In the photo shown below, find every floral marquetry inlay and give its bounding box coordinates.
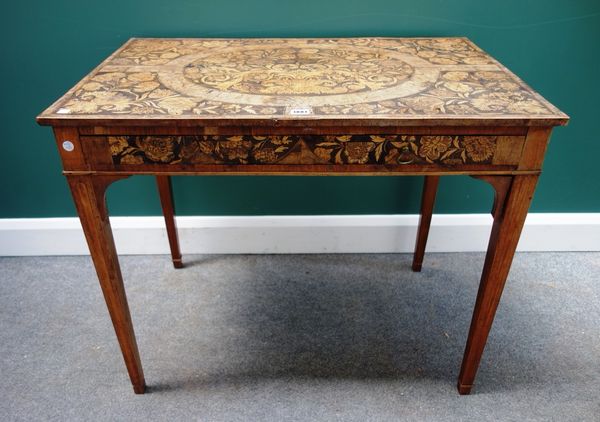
[183,47,414,96]
[38,37,568,124]
[108,135,508,166]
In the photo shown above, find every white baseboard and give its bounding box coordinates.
[0,214,598,256]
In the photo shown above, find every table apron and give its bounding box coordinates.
[71,134,527,175]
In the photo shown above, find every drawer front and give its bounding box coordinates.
[81,134,525,172]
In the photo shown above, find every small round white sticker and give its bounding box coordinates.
[62,141,75,152]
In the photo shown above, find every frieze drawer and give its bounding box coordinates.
[80,134,525,171]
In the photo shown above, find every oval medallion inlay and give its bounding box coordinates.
[182,47,414,96]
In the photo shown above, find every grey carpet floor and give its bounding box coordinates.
[0,253,599,421]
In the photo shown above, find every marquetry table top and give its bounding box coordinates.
[37,37,568,127]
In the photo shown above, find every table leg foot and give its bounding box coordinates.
[172,258,184,269]
[133,382,147,394]
[411,262,422,272]
[457,381,473,395]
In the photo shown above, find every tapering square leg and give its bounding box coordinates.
[458,175,538,394]
[412,175,440,272]
[67,175,146,394]
[156,176,183,268]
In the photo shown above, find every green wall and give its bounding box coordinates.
[1,1,598,217]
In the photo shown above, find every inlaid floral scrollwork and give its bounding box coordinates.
[51,38,556,119]
[109,135,499,166]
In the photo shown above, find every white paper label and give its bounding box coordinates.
[288,107,312,115]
